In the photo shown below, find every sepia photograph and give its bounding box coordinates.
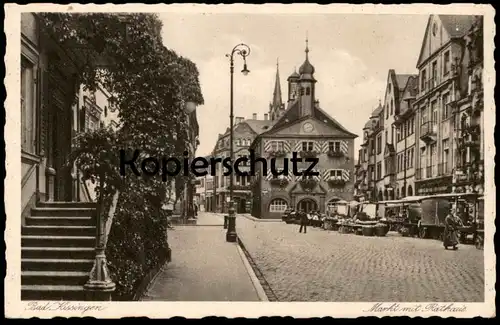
[5,3,495,318]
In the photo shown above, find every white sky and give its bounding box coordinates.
[160,13,428,156]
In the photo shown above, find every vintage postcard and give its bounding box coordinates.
[4,3,496,318]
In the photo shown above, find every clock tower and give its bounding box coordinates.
[298,37,316,118]
[287,67,300,106]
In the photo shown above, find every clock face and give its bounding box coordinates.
[303,122,314,133]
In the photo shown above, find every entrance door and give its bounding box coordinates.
[238,198,247,213]
[48,65,75,202]
[297,199,318,213]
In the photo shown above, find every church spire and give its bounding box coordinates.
[272,57,283,108]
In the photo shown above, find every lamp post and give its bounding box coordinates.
[225,43,251,242]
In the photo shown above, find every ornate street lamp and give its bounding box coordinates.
[225,43,251,242]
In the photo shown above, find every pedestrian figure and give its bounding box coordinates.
[299,209,308,234]
[443,208,461,250]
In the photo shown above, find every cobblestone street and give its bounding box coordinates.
[234,215,484,302]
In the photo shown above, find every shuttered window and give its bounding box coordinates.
[21,58,36,154]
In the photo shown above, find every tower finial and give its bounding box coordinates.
[305,32,309,55]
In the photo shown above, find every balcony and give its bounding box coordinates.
[420,121,437,144]
[368,155,375,165]
[327,178,346,188]
[299,150,319,159]
[229,184,251,191]
[327,150,345,158]
[416,166,438,180]
[300,178,317,190]
[269,178,289,188]
[268,150,287,158]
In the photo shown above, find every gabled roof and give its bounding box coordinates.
[416,15,476,68]
[370,103,383,118]
[257,99,357,138]
[395,74,414,92]
[244,119,273,135]
[439,15,476,38]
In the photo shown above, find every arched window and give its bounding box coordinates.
[269,198,288,213]
[306,87,311,95]
[401,186,406,198]
[300,87,305,96]
[407,185,413,196]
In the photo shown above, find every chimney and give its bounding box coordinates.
[264,113,268,121]
[235,117,244,124]
[252,113,257,120]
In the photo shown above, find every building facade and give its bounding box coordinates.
[413,15,479,196]
[354,14,484,202]
[209,113,271,213]
[451,16,484,195]
[251,41,358,219]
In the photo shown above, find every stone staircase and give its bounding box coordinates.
[21,201,97,300]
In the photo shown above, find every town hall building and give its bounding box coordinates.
[250,40,358,219]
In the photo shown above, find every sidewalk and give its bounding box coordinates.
[140,214,261,301]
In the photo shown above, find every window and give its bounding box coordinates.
[306,87,311,96]
[410,117,415,135]
[386,105,389,119]
[442,93,450,119]
[430,144,437,176]
[269,199,288,213]
[431,101,438,125]
[302,141,314,152]
[421,69,427,91]
[21,59,36,154]
[443,51,450,75]
[431,61,438,86]
[376,135,382,154]
[329,169,342,180]
[385,130,388,144]
[408,147,414,168]
[235,139,241,146]
[390,100,393,115]
[421,106,428,125]
[442,140,449,174]
[328,141,340,152]
[376,162,382,180]
[420,147,426,177]
[236,175,247,186]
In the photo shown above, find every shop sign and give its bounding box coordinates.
[415,177,452,195]
[328,187,353,193]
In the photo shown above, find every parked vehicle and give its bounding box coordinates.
[282,208,296,224]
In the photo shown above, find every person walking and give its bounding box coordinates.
[298,209,308,234]
[443,208,461,250]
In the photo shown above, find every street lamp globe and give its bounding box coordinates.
[241,63,250,76]
[184,101,197,114]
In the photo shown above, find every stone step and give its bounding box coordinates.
[31,207,95,217]
[22,247,95,260]
[39,201,97,209]
[22,235,95,248]
[22,225,96,237]
[26,216,94,227]
[22,271,89,286]
[21,285,86,301]
[21,258,94,272]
